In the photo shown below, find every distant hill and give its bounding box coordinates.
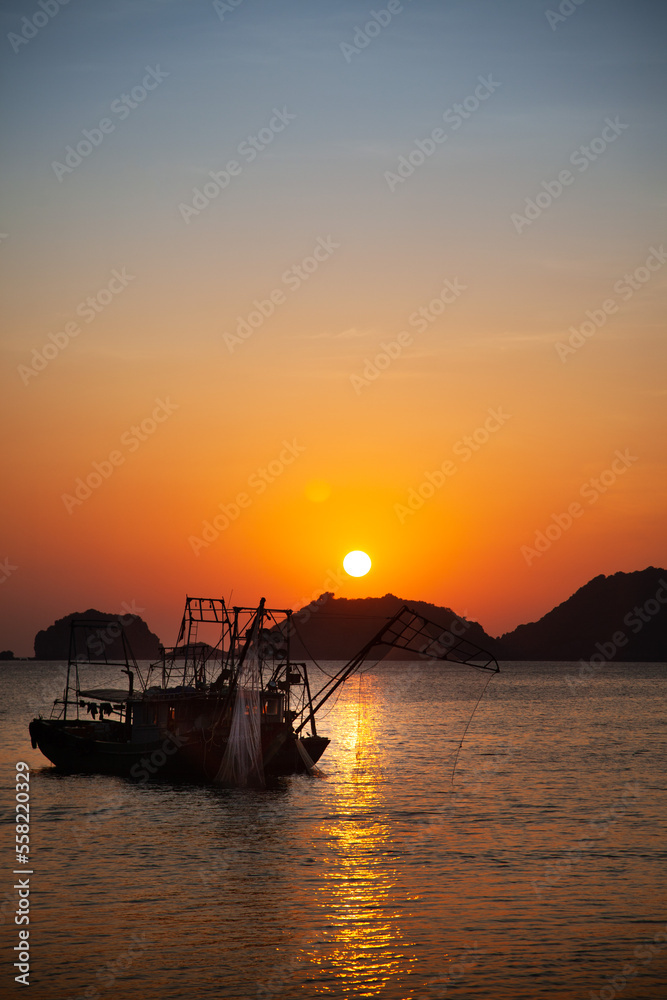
[498,568,667,662]
[34,609,161,661]
[286,593,501,661]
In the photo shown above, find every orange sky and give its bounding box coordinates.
[2,1,666,654]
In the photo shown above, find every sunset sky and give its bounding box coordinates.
[2,0,666,655]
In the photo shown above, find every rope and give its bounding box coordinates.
[449,668,497,784]
[289,619,337,678]
[313,683,344,724]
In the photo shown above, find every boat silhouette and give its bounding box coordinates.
[29,595,499,786]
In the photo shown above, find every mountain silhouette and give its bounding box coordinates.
[285,592,501,661]
[34,609,161,661]
[497,567,666,661]
[285,569,666,662]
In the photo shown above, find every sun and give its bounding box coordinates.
[343,550,372,577]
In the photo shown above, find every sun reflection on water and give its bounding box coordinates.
[309,680,419,997]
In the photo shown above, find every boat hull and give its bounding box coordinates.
[29,718,329,783]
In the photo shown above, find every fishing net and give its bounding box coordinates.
[215,642,265,788]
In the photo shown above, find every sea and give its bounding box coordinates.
[1,659,665,1000]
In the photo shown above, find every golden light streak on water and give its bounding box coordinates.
[309,688,419,996]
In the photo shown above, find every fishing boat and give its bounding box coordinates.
[29,595,499,786]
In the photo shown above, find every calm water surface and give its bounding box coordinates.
[1,661,665,999]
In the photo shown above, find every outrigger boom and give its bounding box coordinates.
[293,604,499,734]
